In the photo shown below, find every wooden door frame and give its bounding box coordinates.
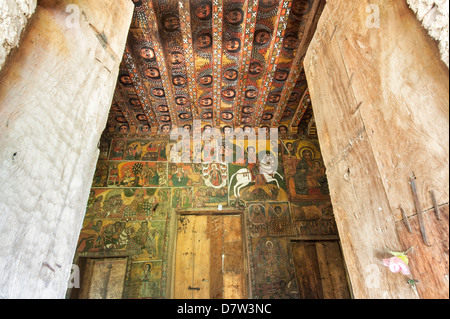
[173,208,248,299]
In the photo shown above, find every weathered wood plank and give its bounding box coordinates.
[0,0,134,299]
[192,215,211,299]
[324,129,417,299]
[79,258,127,299]
[333,0,449,218]
[304,8,365,166]
[292,242,324,299]
[322,242,351,299]
[209,215,224,299]
[223,215,245,299]
[175,214,246,299]
[396,205,449,299]
[174,216,195,299]
[304,0,447,299]
[315,242,335,299]
[78,258,95,299]
[223,273,244,299]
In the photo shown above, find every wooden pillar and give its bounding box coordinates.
[0,0,133,298]
[304,0,449,298]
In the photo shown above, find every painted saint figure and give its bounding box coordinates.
[140,263,153,298]
[292,148,329,195]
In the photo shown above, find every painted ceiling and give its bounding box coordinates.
[107,0,324,135]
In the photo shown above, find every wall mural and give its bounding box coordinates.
[74,131,337,299]
[280,137,330,201]
[72,0,330,299]
[249,236,299,299]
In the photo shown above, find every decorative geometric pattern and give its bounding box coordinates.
[107,0,325,135]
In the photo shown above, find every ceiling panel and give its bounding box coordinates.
[106,0,324,135]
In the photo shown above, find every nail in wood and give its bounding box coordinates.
[409,174,430,246]
[400,206,413,233]
[430,190,442,220]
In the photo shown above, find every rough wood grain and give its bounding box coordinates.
[175,214,245,299]
[209,215,224,299]
[305,7,415,298]
[192,216,210,299]
[315,242,335,299]
[304,0,447,299]
[78,258,127,299]
[223,215,245,299]
[396,205,449,299]
[78,259,95,299]
[317,242,351,299]
[331,0,449,219]
[0,0,134,298]
[292,242,323,299]
[174,216,195,299]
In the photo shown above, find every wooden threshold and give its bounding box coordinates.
[176,209,244,216]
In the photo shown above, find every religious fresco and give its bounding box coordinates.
[266,202,295,236]
[98,137,111,160]
[228,158,288,205]
[248,236,299,299]
[192,186,228,208]
[70,0,332,298]
[76,219,165,260]
[277,68,308,129]
[247,203,269,237]
[108,137,169,161]
[124,261,163,298]
[244,200,338,298]
[296,103,316,135]
[290,201,338,237]
[75,131,337,299]
[168,163,204,187]
[92,161,168,188]
[171,187,194,209]
[280,137,330,201]
[225,136,285,205]
[85,188,170,221]
[258,0,313,127]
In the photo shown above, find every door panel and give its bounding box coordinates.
[174,214,245,299]
[78,258,127,299]
[192,215,210,299]
[209,215,224,299]
[222,215,245,299]
[316,241,351,299]
[292,242,324,299]
[174,215,196,299]
[292,241,351,299]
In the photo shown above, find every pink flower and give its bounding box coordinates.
[383,257,410,275]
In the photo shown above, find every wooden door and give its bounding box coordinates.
[292,241,351,299]
[174,214,246,299]
[78,257,128,299]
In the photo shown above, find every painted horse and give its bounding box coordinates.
[229,154,283,198]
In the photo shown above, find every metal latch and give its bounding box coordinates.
[188,286,200,290]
